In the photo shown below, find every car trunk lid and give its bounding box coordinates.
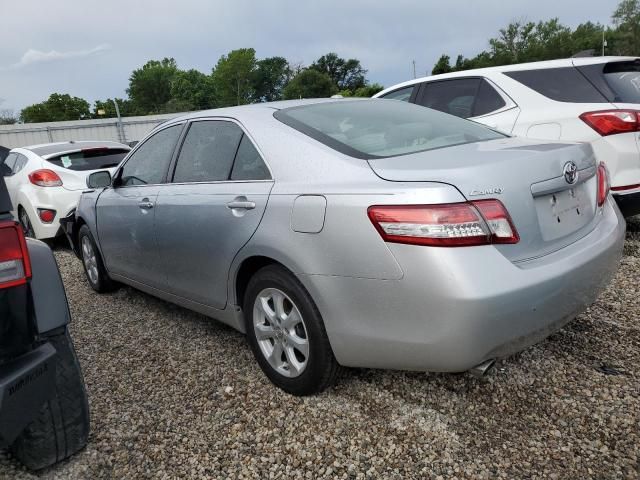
[367,137,600,262]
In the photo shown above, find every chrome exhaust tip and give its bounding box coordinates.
[469,359,496,378]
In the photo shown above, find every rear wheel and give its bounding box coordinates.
[244,265,341,396]
[10,329,90,470]
[18,206,35,238]
[78,225,116,293]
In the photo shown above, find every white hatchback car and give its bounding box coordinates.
[1,141,129,239]
[375,56,640,216]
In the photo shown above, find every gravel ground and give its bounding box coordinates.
[1,222,639,479]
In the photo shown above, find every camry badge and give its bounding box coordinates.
[563,161,578,185]
[469,187,503,196]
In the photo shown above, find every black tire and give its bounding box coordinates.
[10,329,90,470]
[244,265,341,396]
[18,206,35,238]
[78,224,117,293]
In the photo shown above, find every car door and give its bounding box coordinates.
[414,77,520,133]
[154,119,273,309]
[96,123,184,288]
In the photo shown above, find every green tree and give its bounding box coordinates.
[93,98,137,118]
[21,93,90,123]
[0,109,17,125]
[310,53,367,92]
[253,56,291,102]
[338,83,385,97]
[283,69,337,99]
[127,58,179,114]
[432,54,452,75]
[613,0,640,54]
[213,48,257,106]
[170,69,217,110]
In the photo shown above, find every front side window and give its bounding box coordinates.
[173,121,243,183]
[380,86,414,102]
[119,125,182,186]
[504,67,607,103]
[275,100,505,159]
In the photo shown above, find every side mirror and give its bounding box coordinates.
[87,171,112,189]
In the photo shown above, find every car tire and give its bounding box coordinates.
[10,329,90,470]
[244,265,341,396]
[18,206,36,238]
[78,224,116,293]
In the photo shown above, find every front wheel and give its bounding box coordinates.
[78,225,116,293]
[244,265,341,396]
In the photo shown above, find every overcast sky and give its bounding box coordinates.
[0,0,618,113]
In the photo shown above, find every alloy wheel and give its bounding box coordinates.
[81,236,99,285]
[253,288,309,378]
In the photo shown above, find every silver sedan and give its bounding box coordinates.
[65,99,625,395]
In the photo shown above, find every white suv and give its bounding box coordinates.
[375,56,640,216]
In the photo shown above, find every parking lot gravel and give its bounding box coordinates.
[1,220,639,479]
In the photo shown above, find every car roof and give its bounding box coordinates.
[164,98,366,125]
[375,56,640,96]
[19,141,130,158]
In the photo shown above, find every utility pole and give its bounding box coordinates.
[112,99,126,144]
[412,60,416,79]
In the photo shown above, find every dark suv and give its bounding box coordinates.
[0,176,89,469]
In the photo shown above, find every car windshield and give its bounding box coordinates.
[46,148,129,171]
[603,61,640,103]
[274,100,506,159]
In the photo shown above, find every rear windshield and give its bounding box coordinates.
[47,148,129,171]
[602,61,640,103]
[274,100,505,159]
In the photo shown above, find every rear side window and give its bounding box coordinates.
[418,78,480,118]
[2,153,17,176]
[473,80,507,116]
[230,135,270,181]
[120,125,182,186]
[504,67,607,103]
[380,86,414,102]
[47,148,129,171]
[13,154,28,174]
[173,121,243,183]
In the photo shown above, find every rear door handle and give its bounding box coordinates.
[226,200,256,210]
[139,201,154,210]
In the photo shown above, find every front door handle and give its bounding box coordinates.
[226,200,256,210]
[139,201,154,210]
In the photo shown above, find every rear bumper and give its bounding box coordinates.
[17,187,81,240]
[0,342,57,447]
[613,190,640,217]
[301,200,625,372]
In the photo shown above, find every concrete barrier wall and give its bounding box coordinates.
[0,112,193,148]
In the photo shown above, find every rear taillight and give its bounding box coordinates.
[28,169,62,187]
[580,110,640,136]
[367,199,519,247]
[597,162,610,207]
[0,221,31,289]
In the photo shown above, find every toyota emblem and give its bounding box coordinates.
[563,161,578,185]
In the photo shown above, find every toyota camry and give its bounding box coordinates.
[62,99,624,395]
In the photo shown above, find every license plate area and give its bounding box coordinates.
[535,181,595,241]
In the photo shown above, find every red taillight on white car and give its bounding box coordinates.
[367,199,519,247]
[0,221,31,289]
[28,169,62,187]
[580,110,640,136]
[596,162,610,207]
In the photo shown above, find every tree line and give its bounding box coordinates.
[431,0,640,74]
[12,51,383,124]
[4,0,638,124]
